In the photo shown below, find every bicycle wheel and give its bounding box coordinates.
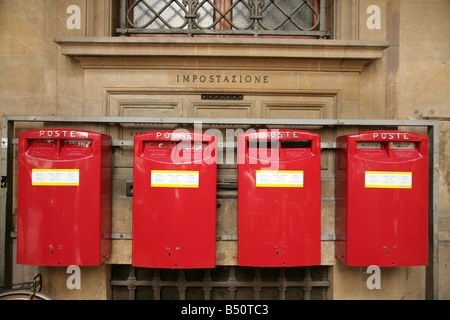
[0,290,52,300]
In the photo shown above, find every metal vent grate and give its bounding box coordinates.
[111,265,330,300]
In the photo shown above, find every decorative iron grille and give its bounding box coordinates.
[117,0,329,38]
[111,266,330,300]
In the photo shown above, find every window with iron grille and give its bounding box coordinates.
[117,0,329,38]
[111,266,330,300]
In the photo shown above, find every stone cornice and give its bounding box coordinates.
[55,36,389,72]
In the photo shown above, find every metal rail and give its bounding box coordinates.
[0,115,440,299]
[110,265,329,300]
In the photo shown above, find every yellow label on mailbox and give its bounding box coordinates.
[365,171,412,189]
[32,169,79,186]
[255,170,304,187]
[151,170,199,188]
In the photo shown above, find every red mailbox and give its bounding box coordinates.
[336,131,428,266]
[132,130,217,268]
[17,129,112,266]
[237,129,321,267]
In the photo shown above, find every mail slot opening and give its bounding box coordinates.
[357,141,383,149]
[27,139,61,158]
[144,141,174,149]
[28,138,58,148]
[60,139,93,158]
[62,139,92,148]
[174,141,212,161]
[247,140,279,148]
[389,141,417,150]
[142,141,174,159]
[175,141,209,150]
[280,140,311,149]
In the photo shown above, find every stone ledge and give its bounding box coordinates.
[55,36,389,72]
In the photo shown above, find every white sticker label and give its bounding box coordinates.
[151,170,199,188]
[255,170,304,187]
[32,169,79,186]
[365,171,412,189]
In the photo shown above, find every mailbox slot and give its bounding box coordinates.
[280,140,311,149]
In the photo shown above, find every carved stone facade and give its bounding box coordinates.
[1,0,448,300]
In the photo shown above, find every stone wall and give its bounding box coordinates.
[1,0,448,300]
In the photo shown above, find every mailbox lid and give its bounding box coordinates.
[238,129,320,164]
[348,130,428,162]
[336,131,428,266]
[237,130,321,267]
[132,130,217,268]
[17,129,112,266]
